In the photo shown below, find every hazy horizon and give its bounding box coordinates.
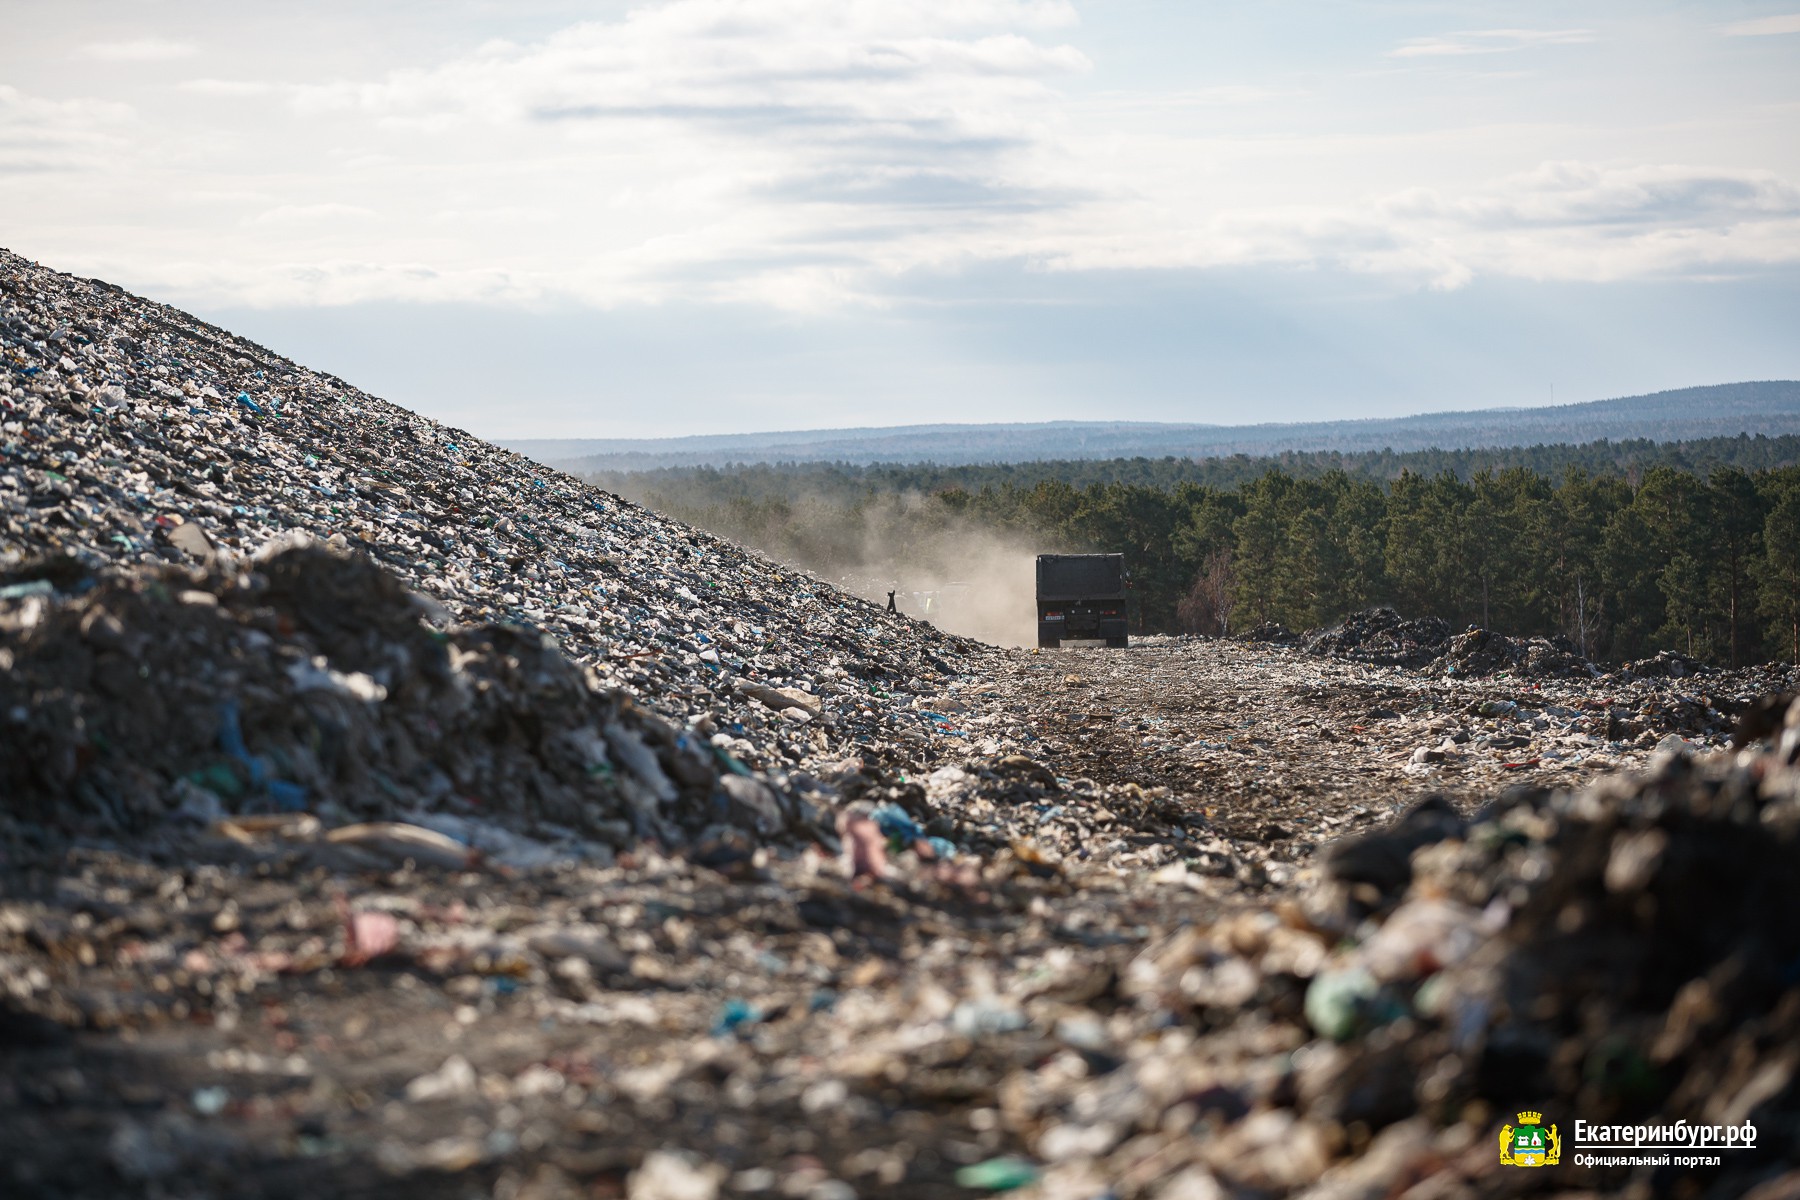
[499,379,1800,449]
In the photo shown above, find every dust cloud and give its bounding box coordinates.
[833,532,1042,648]
[811,493,1044,647]
[625,484,1048,647]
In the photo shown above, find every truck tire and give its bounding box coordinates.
[1038,634,1060,649]
[1105,636,1128,648]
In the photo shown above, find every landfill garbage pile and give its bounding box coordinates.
[1290,606,1761,687]
[996,710,1800,1200]
[0,541,838,851]
[1242,621,1300,645]
[1301,608,1453,668]
[1623,650,1706,680]
[1424,626,1592,680]
[0,247,1003,838]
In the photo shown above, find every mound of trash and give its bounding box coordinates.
[1307,745,1800,1141]
[1301,607,1453,668]
[1625,649,1707,679]
[0,248,987,770]
[0,542,829,854]
[1023,707,1800,1197]
[1426,625,1596,680]
[1289,608,1610,681]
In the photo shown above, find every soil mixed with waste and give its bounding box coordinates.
[4,248,1800,1199]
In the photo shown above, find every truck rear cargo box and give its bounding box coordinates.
[1035,553,1128,648]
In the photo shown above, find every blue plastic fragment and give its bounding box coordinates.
[216,701,265,785]
[235,391,261,414]
[712,998,761,1036]
[870,802,923,845]
[216,700,315,807]
[266,780,307,811]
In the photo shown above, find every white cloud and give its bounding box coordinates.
[1387,161,1800,229]
[1021,159,1800,291]
[178,79,280,97]
[72,38,198,63]
[247,203,377,225]
[141,257,545,309]
[0,85,134,174]
[6,2,1797,313]
[288,5,1090,135]
[1388,29,1595,58]
[208,0,1094,305]
[1091,86,1296,111]
[181,189,276,204]
[1365,162,1800,284]
[1723,13,1800,36]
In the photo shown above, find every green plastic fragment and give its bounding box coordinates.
[1304,966,1403,1042]
[187,762,243,799]
[954,1156,1039,1191]
[711,745,753,776]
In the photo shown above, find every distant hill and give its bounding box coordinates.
[506,381,1800,470]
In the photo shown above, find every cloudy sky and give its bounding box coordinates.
[4,1,1799,437]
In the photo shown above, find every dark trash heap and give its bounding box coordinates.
[1290,607,1595,680]
[0,543,834,852]
[1269,605,1777,693]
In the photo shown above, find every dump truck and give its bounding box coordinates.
[1036,553,1128,648]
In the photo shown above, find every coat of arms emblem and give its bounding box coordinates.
[1499,1111,1561,1167]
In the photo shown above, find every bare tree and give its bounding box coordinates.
[1177,548,1237,636]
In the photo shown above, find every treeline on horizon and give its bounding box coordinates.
[585,433,1800,666]
[586,432,1800,500]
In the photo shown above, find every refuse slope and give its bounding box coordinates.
[0,246,997,842]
